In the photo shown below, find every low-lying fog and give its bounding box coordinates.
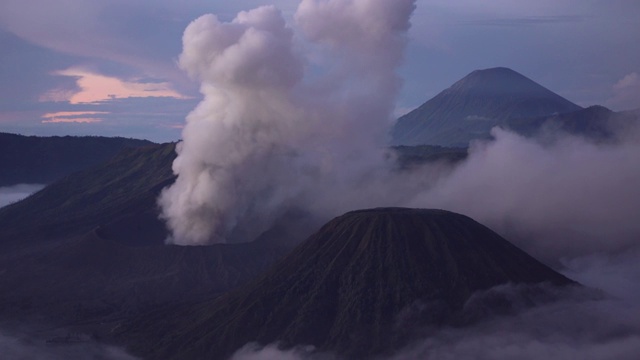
[0,184,44,208]
[0,327,139,360]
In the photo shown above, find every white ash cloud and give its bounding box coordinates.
[159,0,417,245]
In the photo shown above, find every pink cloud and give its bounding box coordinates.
[41,111,108,124]
[44,68,188,105]
[608,72,640,110]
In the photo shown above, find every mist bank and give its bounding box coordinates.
[411,126,640,262]
[0,327,139,360]
[0,184,45,208]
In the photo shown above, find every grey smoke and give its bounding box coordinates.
[159,0,417,245]
[0,184,45,208]
[160,0,640,256]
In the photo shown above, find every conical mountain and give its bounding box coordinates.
[392,67,582,146]
[124,208,574,359]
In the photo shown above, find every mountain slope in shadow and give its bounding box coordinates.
[123,208,575,360]
[0,132,153,186]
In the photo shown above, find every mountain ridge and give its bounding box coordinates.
[0,132,154,186]
[392,67,583,146]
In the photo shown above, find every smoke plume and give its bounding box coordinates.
[159,0,417,245]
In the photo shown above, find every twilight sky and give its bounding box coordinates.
[0,0,638,143]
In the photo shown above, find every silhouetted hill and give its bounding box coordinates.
[0,142,175,244]
[0,132,153,186]
[123,208,574,360]
[392,67,582,146]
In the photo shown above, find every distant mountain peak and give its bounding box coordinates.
[464,66,528,80]
[469,66,522,76]
[392,67,583,147]
[450,67,547,94]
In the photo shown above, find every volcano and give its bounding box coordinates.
[124,207,574,359]
[392,67,582,147]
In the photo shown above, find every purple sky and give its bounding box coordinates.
[0,0,638,143]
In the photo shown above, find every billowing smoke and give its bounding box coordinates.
[159,0,417,245]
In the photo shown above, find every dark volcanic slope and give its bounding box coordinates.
[0,132,153,186]
[0,142,175,244]
[392,67,582,147]
[125,208,573,360]
[0,230,291,328]
[0,141,297,332]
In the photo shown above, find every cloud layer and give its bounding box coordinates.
[0,328,140,360]
[411,128,640,261]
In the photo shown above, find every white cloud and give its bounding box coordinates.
[43,68,187,105]
[608,72,640,110]
[0,328,140,360]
